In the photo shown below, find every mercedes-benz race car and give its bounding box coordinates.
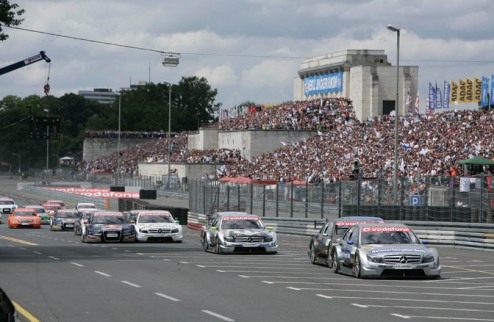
[132,210,183,242]
[50,209,79,231]
[81,211,136,243]
[201,211,278,254]
[308,216,384,266]
[0,196,18,224]
[330,223,441,278]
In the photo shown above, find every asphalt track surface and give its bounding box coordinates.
[1,178,494,322]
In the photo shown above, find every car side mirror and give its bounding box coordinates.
[346,240,354,246]
[212,226,217,231]
[422,240,430,245]
[130,220,136,224]
[267,226,273,231]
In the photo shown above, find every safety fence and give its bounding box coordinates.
[186,212,494,251]
[188,175,494,223]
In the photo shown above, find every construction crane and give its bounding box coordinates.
[0,51,51,76]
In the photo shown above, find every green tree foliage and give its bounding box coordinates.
[0,75,221,170]
[0,0,24,41]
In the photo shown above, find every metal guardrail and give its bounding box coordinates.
[186,212,494,251]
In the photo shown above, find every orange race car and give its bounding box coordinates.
[8,207,41,229]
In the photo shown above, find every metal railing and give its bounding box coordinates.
[188,175,494,223]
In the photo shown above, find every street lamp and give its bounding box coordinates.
[44,108,49,170]
[387,24,400,204]
[117,92,122,185]
[162,53,180,188]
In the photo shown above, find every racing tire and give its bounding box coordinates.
[354,253,362,278]
[215,238,222,254]
[325,246,332,267]
[81,233,87,243]
[331,251,340,273]
[202,237,209,252]
[309,243,317,264]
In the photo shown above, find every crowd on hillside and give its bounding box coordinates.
[79,97,494,183]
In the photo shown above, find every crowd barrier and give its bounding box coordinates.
[186,212,494,251]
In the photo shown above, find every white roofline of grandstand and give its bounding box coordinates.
[302,49,386,64]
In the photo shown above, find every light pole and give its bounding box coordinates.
[117,93,121,185]
[162,53,180,188]
[44,108,49,171]
[387,24,400,204]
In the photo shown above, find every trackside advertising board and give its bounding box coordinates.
[44,187,140,199]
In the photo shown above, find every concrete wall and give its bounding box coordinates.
[138,162,217,181]
[83,138,145,162]
[187,128,220,150]
[218,130,317,160]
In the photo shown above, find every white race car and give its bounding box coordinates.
[132,210,183,242]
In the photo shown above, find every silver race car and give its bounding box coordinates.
[331,223,441,278]
[308,216,384,266]
[201,211,278,254]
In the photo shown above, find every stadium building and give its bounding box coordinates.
[293,49,418,122]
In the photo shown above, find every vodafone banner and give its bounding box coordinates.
[44,187,140,199]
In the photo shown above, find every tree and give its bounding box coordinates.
[0,0,24,41]
[173,76,221,131]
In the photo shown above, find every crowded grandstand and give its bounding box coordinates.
[80,96,493,184]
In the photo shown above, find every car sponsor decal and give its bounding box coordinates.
[223,216,260,221]
[368,248,426,254]
[361,226,411,232]
[336,221,383,226]
[93,213,123,217]
[140,212,172,217]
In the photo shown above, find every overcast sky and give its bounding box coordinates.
[1,0,494,111]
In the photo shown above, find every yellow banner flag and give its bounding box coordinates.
[474,77,482,102]
[465,78,473,102]
[458,79,466,103]
[451,81,458,103]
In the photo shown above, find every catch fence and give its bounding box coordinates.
[188,175,494,223]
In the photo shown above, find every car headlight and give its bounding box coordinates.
[12,219,18,224]
[172,228,180,234]
[139,228,149,233]
[366,254,384,263]
[264,235,273,242]
[422,254,435,263]
[224,236,234,242]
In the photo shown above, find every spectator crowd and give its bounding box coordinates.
[80,97,494,184]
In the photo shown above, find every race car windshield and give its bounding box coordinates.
[139,215,174,223]
[0,201,14,205]
[58,212,78,218]
[361,231,418,244]
[92,215,126,224]
[221,219,263,230]
[13,211,36,216]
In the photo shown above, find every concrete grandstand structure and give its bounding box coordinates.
[293,49,418,121]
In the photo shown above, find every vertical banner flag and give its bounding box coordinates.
[491,74,494,106]
[415,90,420,114]
[459,79,466,103]
[474,77,482,103]
[451,80,458,104]
[465,78,473,102]
[436,82,443,109]
[481,76,489,107]
[428,82,435,112]
[443,81,450,109]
